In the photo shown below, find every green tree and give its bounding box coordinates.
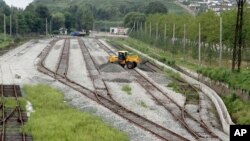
[145,1,168,14]
[35,5,51,19]
[76,7,94,33]
[124,12,146,28]
[52,12,65,30]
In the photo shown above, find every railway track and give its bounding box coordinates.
[95,38,222,141]
[55,38,70,78]
[37,37,191,141]
[79,38,190,141]
[36,38,181,141]
[0,66,31,141]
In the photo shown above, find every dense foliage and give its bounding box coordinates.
[145,1,168,14]
[0,0,186,34]
[127,10,250,67]
[197,67,250,92]
[224,94,250,124]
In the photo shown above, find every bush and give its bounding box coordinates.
[197,67,250,92]
[223,94,250,124]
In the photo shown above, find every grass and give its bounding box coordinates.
[139,101,148,108]
[0,34,13,50]
[166,70,199,105]
[164,69,182,81]
[223,93,250,124]
[122,85,132,95]
[23,84,129,141]
[197,67,250,92]
[0,97,26,109]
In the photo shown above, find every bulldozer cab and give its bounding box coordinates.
[118,51,128,61]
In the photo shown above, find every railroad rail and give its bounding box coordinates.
[78,38,190,141]
[95,38,222,141]
[55,39,70,78]
[37,37,190,141]
[36,37,194,141]
[0,66,31,141]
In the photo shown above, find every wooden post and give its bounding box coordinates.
[219,17,223,67]
[156,23,158,39]
[10,15,12,37]
[199,23,201,66]
[172,24,175,45]
[183,24,186,59]
[149,22,151,37]
[4,14,6,41]
[46,18,48,36]
[164,24,166,40]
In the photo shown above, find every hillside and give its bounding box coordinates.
[32,0,187,14]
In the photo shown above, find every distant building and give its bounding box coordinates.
[110,27,128,35]
[59,28,67,35]
[187,0,236,15]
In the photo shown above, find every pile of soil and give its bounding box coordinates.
[99,63,125,73]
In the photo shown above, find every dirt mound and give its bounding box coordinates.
[99,63,125,73]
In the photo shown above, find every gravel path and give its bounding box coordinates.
[0,38,164,141]
[83,38,109,66]
[0,37,230,141]
[67,39,94,90]
[0,40,50,84]
[106,81,196,141]
[44,39,64,72]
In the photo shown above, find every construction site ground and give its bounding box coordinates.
[0,37,231,141]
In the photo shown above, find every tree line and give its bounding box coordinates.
[124,9,250,67]
[0,0,168,35]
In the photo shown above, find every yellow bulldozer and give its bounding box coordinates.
[109,51,141,69]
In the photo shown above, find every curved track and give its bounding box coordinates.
[95,38,222,141]
[37,37,190,141]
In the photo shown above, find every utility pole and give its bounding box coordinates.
[140,22,143,32]
[149,22,152,37]
[4,14,6,41]
[164,24,166,40]
[156,23,158,40]
[16,16,18,36]
[183,24,186,59]
[232,0,246,72]
[10,14,12,37]
[136,22,139,32]
[105,22,107,33]
[46,18,48,36]
[219,17,223,67]
[172,24,175,45]
[199,23,201,66]
[50,20,52,34]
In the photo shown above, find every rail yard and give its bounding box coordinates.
[0,36,233,141]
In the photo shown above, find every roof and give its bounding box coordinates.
[118,50,128,53]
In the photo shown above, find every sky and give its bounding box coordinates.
[4,0,34,9]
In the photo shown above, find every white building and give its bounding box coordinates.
[110,27,129,35]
